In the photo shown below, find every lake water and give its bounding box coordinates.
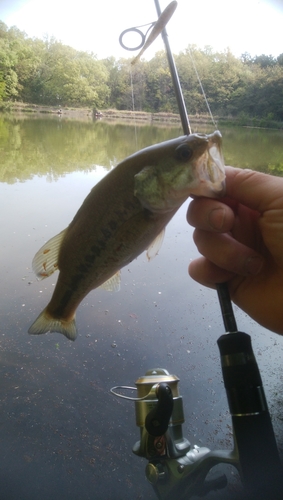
[1,113,283,500]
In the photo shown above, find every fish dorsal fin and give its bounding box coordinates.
[99,271,121,292]
[146,228,165,261]
[32,229,67,279]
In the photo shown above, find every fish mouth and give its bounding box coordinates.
[197,130,226,197]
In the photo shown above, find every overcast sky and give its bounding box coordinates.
[1,0,283,60]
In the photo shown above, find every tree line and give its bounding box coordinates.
[1,20,283,121]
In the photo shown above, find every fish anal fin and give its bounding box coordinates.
[146,228,165,261]
[99,271,121,292]
[32,229,67,279]
[28,307,77,341]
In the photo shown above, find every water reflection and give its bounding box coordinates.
[222,126,283,174]
[0,115,184,183]
[1,115,283,500]
[1,114,283,184]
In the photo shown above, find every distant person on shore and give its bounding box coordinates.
[187,166,283,335]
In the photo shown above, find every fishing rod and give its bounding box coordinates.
[116,1,283,498]
[152,0,235,330]
[151,1,283,496]
[126,0,237,331]
[153,0,190,135]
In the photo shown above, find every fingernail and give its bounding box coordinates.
[245,256,264,275]
[208,207,225,230]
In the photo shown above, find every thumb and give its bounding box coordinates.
[226,167,283,268]
[225,167,283,213]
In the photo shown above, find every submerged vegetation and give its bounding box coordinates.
[0,21,283,126]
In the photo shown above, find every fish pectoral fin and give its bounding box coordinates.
[146,228,165,261]
[99,271,121,292]
[32,228,67,279]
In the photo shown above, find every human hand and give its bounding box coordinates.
[187,166,283,335]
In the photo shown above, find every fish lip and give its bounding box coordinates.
[208,132,225,172]
[197,130,226,197]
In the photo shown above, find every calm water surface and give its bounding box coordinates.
[1,114,283,500]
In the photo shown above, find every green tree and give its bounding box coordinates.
[0,18,282,122]
[144,51,175,112]
[103,57,135,110]
[0,22,19,100]
[36,41,109,106]
[253,54,276,68]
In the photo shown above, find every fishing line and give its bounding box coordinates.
[129,65,138,149]
[153,0,190,134]
[119,0,237,338]
[130,68,135,113]
[152,0,236,333]
[187,47,217,129]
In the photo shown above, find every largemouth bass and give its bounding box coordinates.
[28,131,225,341]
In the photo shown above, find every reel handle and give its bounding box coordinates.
[145,383,174,436]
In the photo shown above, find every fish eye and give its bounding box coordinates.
[175,144,193,161]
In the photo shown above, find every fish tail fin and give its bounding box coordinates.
[28,308,77,341]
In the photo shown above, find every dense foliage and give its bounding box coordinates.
[1,21,283,120]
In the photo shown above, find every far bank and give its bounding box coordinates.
[1,102,282,129]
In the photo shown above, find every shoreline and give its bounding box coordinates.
[1,102,282,129]
[1,102,212,124]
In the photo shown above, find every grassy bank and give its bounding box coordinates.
[0,101,212,124]
[1,102,282,129]
[99,108,214,124]
[219,115,283,130]
[0,101,93,117]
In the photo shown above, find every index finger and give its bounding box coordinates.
[225,167,283,213]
